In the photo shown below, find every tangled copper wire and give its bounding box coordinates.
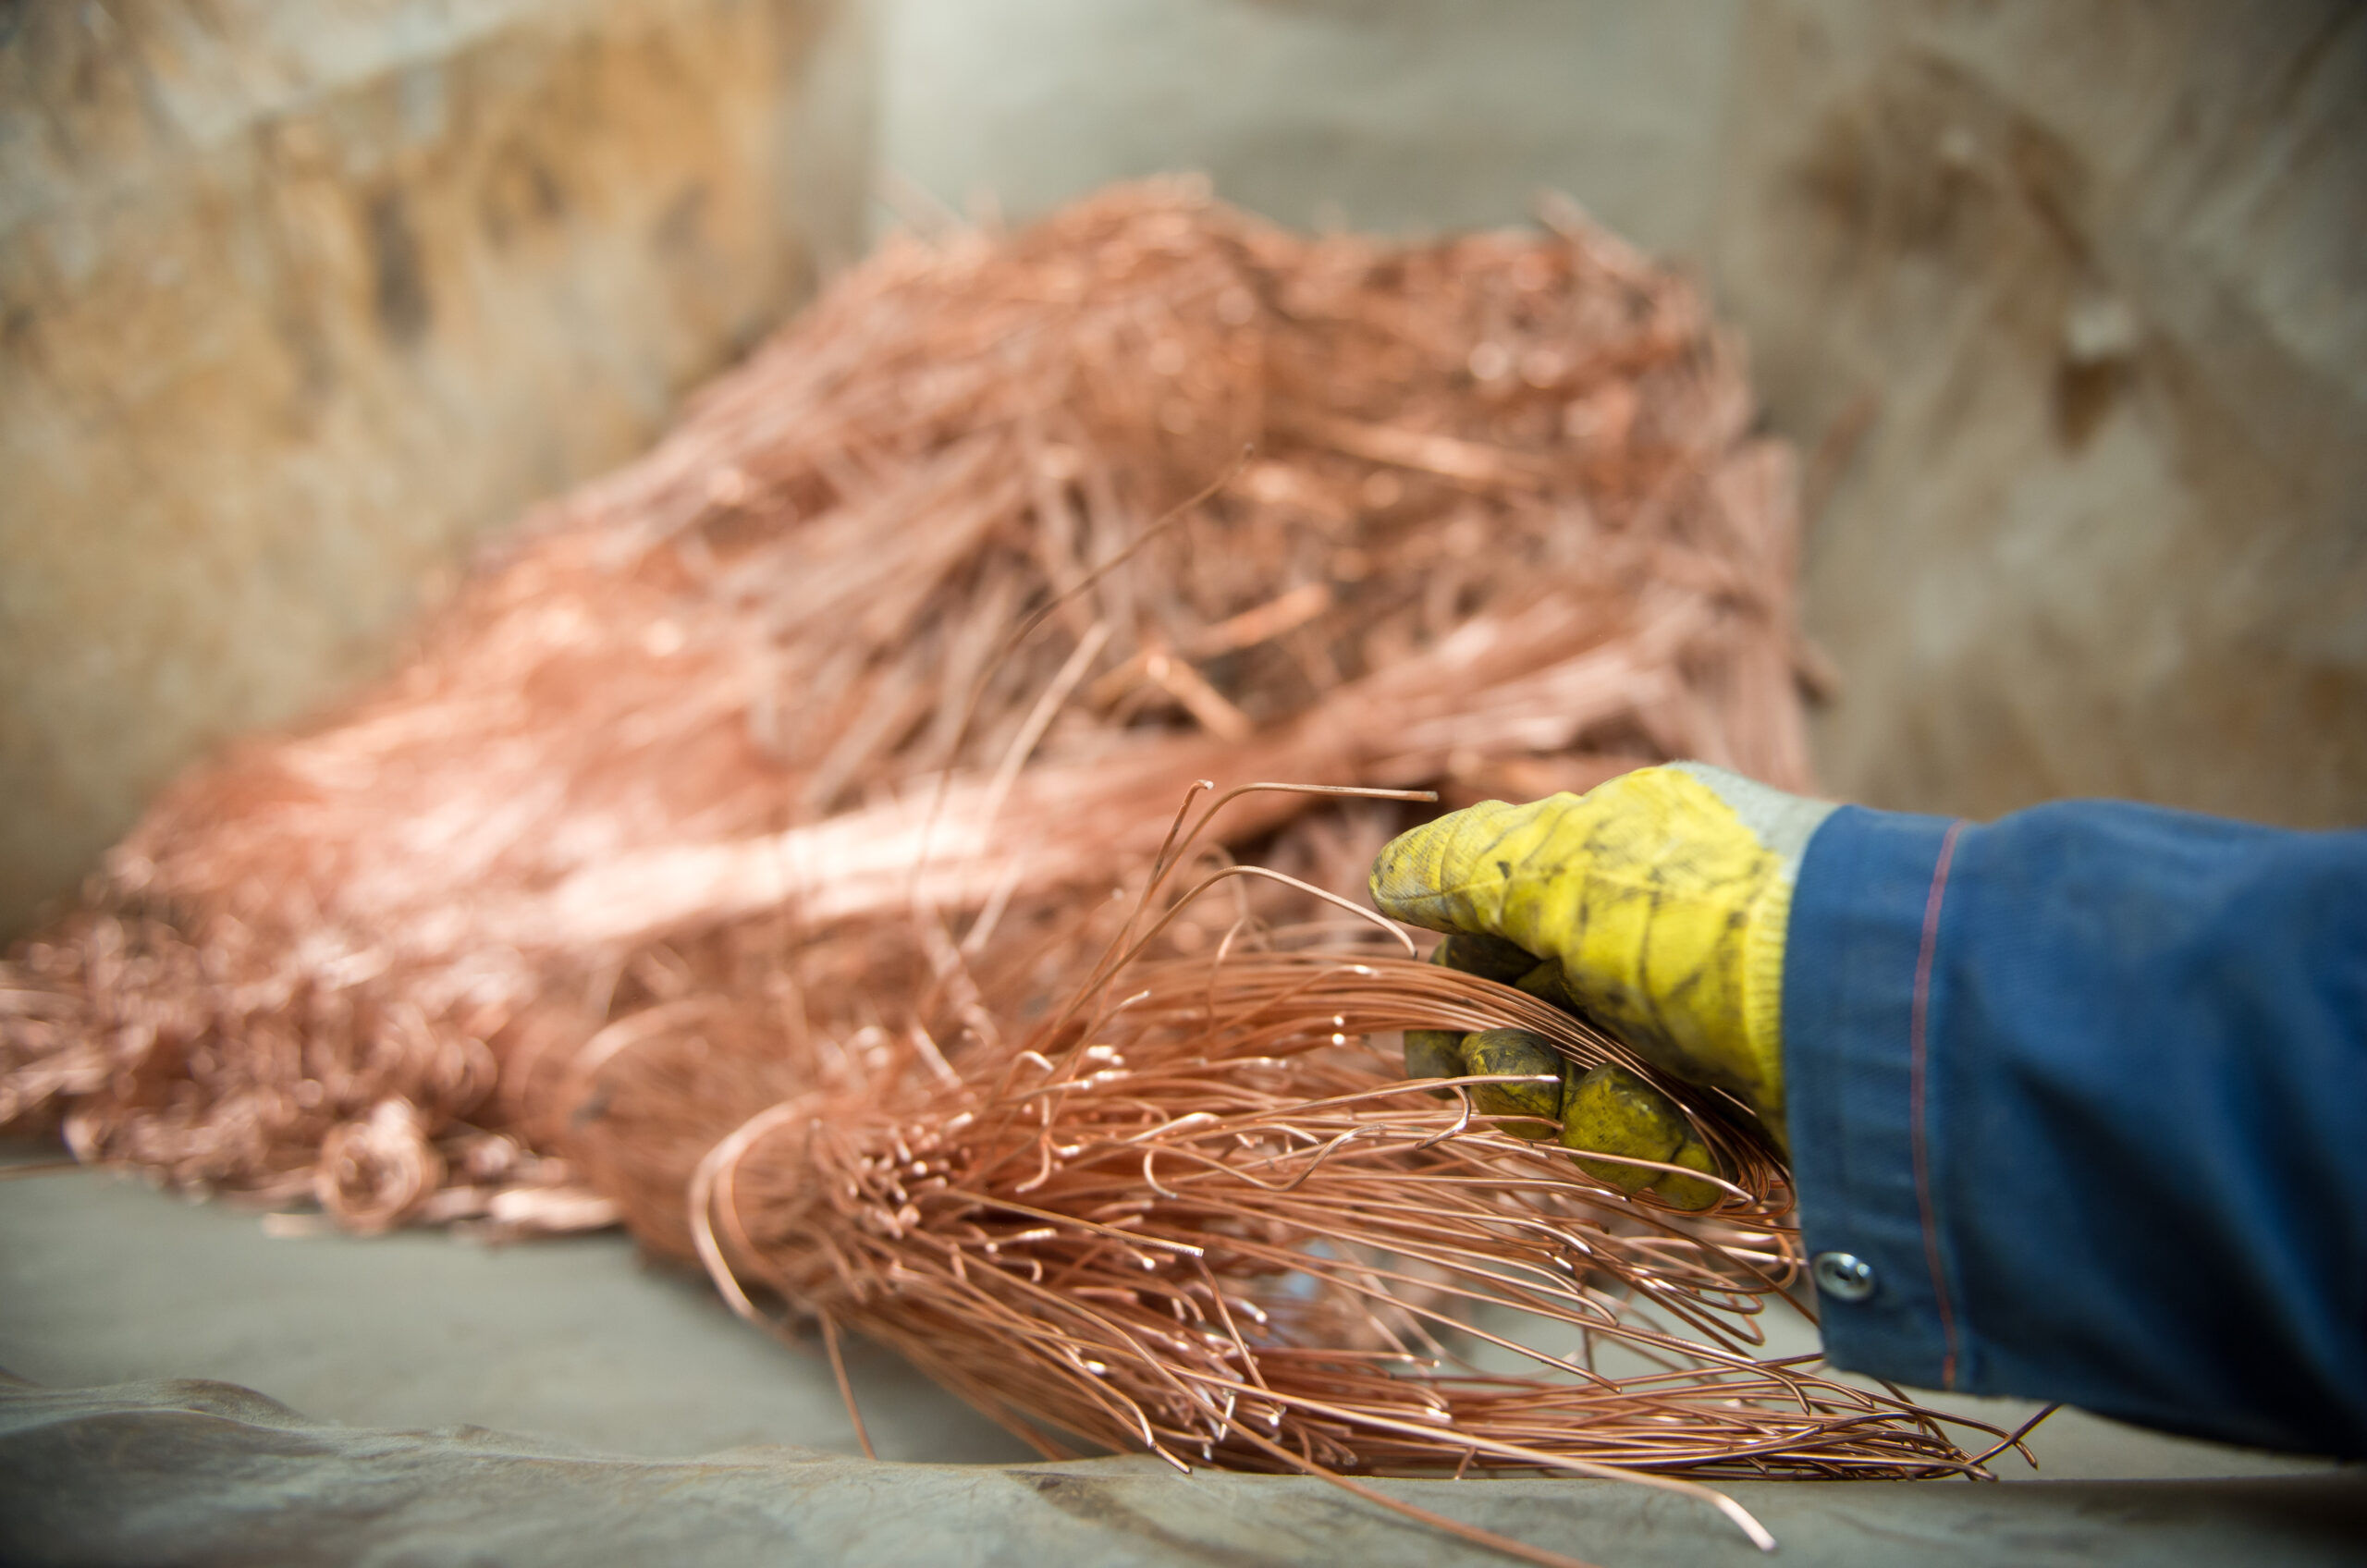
[1,179,1813,1213]
[0,181,2012,1556]
[562,781,2035,1565]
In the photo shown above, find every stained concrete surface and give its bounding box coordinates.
[1,1140,2342,1514]
[0,0,876,941]
[0,1143,1025,1465]
[4,1375,2364,1568]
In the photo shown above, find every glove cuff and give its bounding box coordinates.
[1743,871,1795,1132]
[1674,761,1831,1135]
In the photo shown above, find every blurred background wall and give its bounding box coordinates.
[3,0,2360,941]
[882,0,2366,827]
[0,0,874,938]
[1716,2,2365,828]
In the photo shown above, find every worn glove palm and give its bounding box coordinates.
[1371,763,1834,1199]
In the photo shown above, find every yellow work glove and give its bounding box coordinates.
[1405,938,1723,1204]
[1371,763,1834,1202]
[1401,933,1539,1083]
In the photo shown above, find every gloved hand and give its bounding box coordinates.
[1370,762,1834,1205]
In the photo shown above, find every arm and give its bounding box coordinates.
[1372,771,2367,1456]
[1787,800,2367,1455]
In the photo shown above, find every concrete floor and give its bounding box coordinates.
[0,1136,2338,1485]
[0,1140,1027,1465]
[7,1137,2364,1568]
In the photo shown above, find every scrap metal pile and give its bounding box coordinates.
[1,182,2017,1544]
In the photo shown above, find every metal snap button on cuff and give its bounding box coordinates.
[1811,1251,1877,1302]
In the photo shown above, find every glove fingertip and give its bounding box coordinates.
[1371,802,1526,935]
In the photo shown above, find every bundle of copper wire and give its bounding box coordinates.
[0,180,2016,1553]
[639,786,2025,1495]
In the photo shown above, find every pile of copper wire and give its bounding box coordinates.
[0,180,2018,1550]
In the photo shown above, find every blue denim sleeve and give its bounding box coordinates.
[1783,800,2367,1456]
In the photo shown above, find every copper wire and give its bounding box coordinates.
[0,182,1928,1558]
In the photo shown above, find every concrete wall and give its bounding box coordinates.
[0,0,875,939]
[6,0,2359,942]
[1711,1,2366,826]
[878,0,1741,253]
[883,0,2366,826]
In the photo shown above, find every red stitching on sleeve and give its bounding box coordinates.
[1911,820,1967,1389]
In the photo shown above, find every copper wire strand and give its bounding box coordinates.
[820,1312,879,1462]
[1026,781,1437,1068]
[909,447,1257,913]
[1967,1403,2062,1470]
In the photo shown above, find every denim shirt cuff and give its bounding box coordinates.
[1783,803,1974,1391]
